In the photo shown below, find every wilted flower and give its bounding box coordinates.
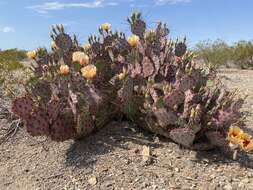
[59,64,70,75]
[72,51,90,65]
[100,23,111,31]
[26,50,37,59]
[127,35,140,47]
[81,65,97,80]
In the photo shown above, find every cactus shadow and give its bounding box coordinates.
[194,149,253,169]
[65,121,163,168]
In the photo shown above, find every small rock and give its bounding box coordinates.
[142,145,152,165]
[223,184,233,190]
[88,176,97,186]
[241,178,250,184]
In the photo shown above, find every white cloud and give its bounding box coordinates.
[0,26,15,33]
[155,0,191,5]
[27,0,191,14]
[27,0,114,13]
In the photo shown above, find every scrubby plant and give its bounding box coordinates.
[195,40,253,69]
[232,41,253,69]
[0,49,30,98]
[195,40,232,69]
[11,13,253,155]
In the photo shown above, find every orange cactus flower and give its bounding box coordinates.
[227,126,244,145]
[72,51,90,65]
[59,64,70,75]
[81,65,97,80]
[239,133,253,152]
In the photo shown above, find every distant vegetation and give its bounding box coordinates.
[194,40,253,69]
[0,49,26,71]
[0,49,28,97]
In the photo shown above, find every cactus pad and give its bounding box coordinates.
[169,127,195,148]
[26,108,50,136]
[55,33,72,51]
[12,96,34,120]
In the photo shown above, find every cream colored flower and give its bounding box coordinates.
[83,43,91,51]
[59,64,70,75]
[81,65,97,80]
[51,41,58,49]
[127,35,140,47]
[100,23,111,31]
[26,50,37,59]
[72,51,90,65]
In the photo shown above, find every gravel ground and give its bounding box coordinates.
[0,69,253,190]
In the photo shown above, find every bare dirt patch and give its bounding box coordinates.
[1,69,253,190]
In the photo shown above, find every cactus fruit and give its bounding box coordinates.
[11,13,252,155]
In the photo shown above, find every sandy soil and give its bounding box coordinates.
[0,69,253,190]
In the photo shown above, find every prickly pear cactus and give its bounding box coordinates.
[12,24,119,141]
[11,12,253,155]
[110,12,250,153]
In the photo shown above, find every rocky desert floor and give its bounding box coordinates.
[0,69,253,190]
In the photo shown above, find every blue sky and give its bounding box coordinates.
[0,0,253,50]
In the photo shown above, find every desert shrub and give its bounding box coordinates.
[0,49,29,98]
[232,41,253,69]
[11,13,253,155]
[195,40,232,69]
[195,40,253,69]
[0,49,26,71]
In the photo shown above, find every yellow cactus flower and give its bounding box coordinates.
[81,65,97,80]
[72,51,90,65]
[26,50,37,59]
[83,43,91,51]
[100,22,111,31]
[59,64,70,75]
[127,35,140,47]
[240,133,253,152]
[227,126,244,145]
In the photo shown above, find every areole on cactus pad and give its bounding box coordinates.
[12,13,253,154]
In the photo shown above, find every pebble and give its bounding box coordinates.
[223,184,233,190]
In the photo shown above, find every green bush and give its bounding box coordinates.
[0,49,29,97]
[195,40,253,69]
[232,41,253,69]
[194,40,232,69]
[0,49,26,71]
